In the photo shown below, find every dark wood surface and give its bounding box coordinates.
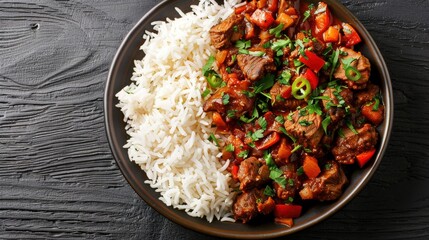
[1,0,428,239]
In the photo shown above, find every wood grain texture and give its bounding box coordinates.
[0,0,428,239]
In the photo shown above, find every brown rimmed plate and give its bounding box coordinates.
[104,0,393,238]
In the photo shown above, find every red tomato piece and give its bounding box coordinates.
[267,0,278,12]
[302,68,319,89]
[274,204,302,218]
[256,132,280,150]
[313,2,331,35]
[342,23,362,47]
[356,148,376,168]
[299,50,325,73]
[250,9,275,29]
[303,155,321,178]
[232,165,239,180]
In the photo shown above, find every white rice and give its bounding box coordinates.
[116,0,241,222]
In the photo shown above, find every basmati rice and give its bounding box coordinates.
[116,0,241,222]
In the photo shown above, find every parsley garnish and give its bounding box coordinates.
[322,116,331,134]
[222,93,230,105]
[208,133,219,146]
[201,89,211,98]
[235,40,251,49]
[269,24,284,37]
[225,143,234,152]
[258,117,268,130]
[237,150,249,158]
[278,70,292,85]
[263,185,275,197]
[275,115,285,124]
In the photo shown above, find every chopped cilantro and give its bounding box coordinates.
[208,133,219,146]
[297,166,304,176]
[227,109,237,118]
[225,144,234,152]
[263,185,275,197]
[269,23,284,37]
[322,116,331,134]
[235,40,251,49]
[222,93,230,105]
[201,89,211,98]
[275,115,285,124]
[278,70,292,85]
[237,150,249,158]
[251,129,265,141]
[258,117,268,130]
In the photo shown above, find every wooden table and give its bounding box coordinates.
[1,0,428,239]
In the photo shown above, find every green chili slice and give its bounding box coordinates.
[291,77,311,99]
[206,74,222,88]
[345,66,361,81]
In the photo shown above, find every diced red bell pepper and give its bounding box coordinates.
[250,9,275,29]
[299,50,326,73]
[313,2,331,35]
[256,132,281,150]
[342,23,362,47]
[267,0,278,12]
[356,148,376,168]
[257,0,267,9]
[232,165,239,180]
[276,13,295,29]
[212,112,227,128]
[263,111,276,128]
[276,138,292,160]
[323,25,339,43]
[303,155,321,178]
[274,204,302,218]
[281,85,292,99]
[302,68,319,90]
[235,4,247,14]
[361,103,384,126]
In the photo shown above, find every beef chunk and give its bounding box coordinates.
[257,196,275,215]
[233,189,259,223]
[334,47,371,90]
[322,86,354,124]
[284,110,324,156]
[299,161,348,201]
[332,123,378,164]
[355,82,380,107]
[233,188,274,223]
[203,83,254,117]
[209,13,244,49]
[237,52,276,81]
[273,164,301,200]
[269,82,305,110]
[237,157,270,191]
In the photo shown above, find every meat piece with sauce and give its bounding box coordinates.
[322,86,354,124]
[233,188,275,223]
[334,47,371,90]
[355,82,380,107]
[299,161,348,201]
[331,123,378,164]
[236,51,276,81]
[273,163,302,200]
[284,110,324,156]
[237,157,270,191]
[203,83,254,118]
[209,13,244,49]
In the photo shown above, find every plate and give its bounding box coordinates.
[104,0,393,238]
